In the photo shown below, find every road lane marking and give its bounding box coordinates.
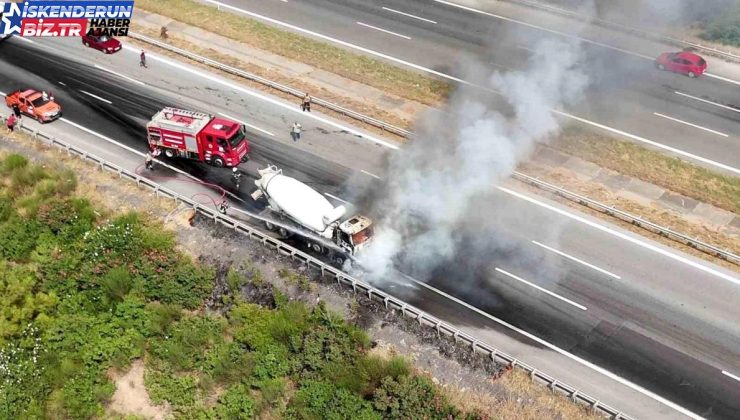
[58,81,66,86]
[406,276,704,420]
[433,0,653,59]
[122,44,400,150]
[94,64,146,86]
[495,267,588,310]
[498,185,740,286]
[674,91,740,114]
[531,240,621,279]
[705,72,740,87]
[356,22,411,39]
[13,36,35,44]
[653,112,729,137]
[722,370,740,382]
[554,110,739,174]
[382,7,437,24]
[80,90,112,104]
[361,169,381,179]
[218,112,275,136]
[324,192,350,204]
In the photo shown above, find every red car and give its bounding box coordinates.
[81,34,121,54]
[655,51,707,78]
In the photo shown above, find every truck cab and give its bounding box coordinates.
[337,215,374,254]
[199,119,250,167]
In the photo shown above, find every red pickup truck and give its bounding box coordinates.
[5,89,62,123]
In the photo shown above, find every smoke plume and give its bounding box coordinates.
[358,37,588,282]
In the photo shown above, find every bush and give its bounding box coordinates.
[149,315,225,372]
[211,384,256,419]
[145,370,198,409]
[0,217,43,261]
[200,341,255,384]
[100,266,135,304]
[702,5,740,46]
[373,375,459,419]
[2,153,28,172]
[288,380,380,420]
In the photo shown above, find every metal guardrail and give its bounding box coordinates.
[502,0,740,63]
[4,121,632,419]
[128,32,412,138]
[512,171,740,265]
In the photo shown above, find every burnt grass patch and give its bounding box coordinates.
[192,214,509,379]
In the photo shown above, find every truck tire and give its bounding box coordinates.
[308,242,323,254]
[164,149,175,158]
[212,156,225,168]
[278,227,292,238]
[333,255,346,266]
[265,220,276,231]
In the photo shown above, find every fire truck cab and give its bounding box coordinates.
[146,107,250,168]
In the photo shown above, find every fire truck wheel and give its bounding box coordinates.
[309,242,323,254]
[278,227,292,238]
[333,255,346,266]
[212,156,225,168]
[164,149,175,158]
[264,220,276,231]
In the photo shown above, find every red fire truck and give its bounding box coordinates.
[146,107,250,167]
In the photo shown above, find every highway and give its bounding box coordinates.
[208,0,740,175]
[2,36,739,419]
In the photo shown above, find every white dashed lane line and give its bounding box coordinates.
[356,22,412,40]
[531,240,621,279]
[381,7,437,24]
[494,267,588,311]
[80,89,112,104]
[674,91,740,114]
[653,112,729,137]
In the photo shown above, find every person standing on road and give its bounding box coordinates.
[290,122,302,142]
[140,49,147,68]
[301,93,311,112]
[6,114,17,133]
[11,103,21,119]
[145,152,154,170]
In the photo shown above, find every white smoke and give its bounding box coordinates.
[359,37,588,282]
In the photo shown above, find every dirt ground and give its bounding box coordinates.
[107,360,171,420]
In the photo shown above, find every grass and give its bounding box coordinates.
[555,126,740,214]
[134,0,450,105]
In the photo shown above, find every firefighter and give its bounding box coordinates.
[160,26,169,40]
[145,152,154,170]
[290,122,302,142]
[301,93,311,112]
[231,167,242,189]
[11,103,21,119]
[217,200,229,214]
[140,50,147,68]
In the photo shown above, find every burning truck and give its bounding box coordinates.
[251,165,373,265]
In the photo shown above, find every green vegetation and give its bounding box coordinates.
[701,4,740,46]
[0,153,473,419]
[135,0,450,105]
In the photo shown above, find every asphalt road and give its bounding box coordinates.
[2,37,739,419]
[213,0,740,174]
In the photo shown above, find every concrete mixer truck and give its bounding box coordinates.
[251,165,373,264]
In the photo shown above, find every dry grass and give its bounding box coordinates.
[554,126,740,214]
[442,368,603,420]
[134,0,450,106]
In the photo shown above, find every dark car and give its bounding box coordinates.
[655,51,707,78]
[81,34,122,54]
